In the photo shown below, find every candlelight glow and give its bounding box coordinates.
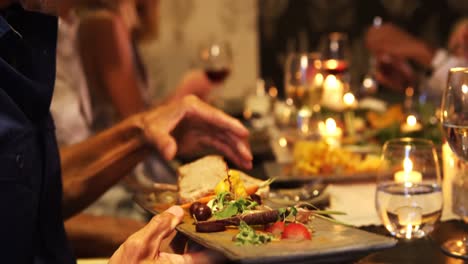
[394,157,422,183]
[314,73,324,87]
[318,118,342,147]
[403,157,413,172]
[406,115,417,126]
[362,77,374,89]
[324,75,339,89]
[343,92,355,106]
[401,115,422,133]
[278,137,288,147]
[324,59,338,69]
[462,84,468,94]
[300,55,308,68]
[325,118,337,132]
[211,45,220,56]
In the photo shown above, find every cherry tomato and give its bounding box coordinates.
[265,221,285,235]
[281,223,311,240]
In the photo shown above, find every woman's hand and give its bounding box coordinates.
[140,95,252,169]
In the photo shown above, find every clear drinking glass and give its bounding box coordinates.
[375,138,443,240]
[440,67,468,259]
[283,52,323,109]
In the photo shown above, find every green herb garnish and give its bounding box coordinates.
[214,197,258,219]
[234,221,273,245]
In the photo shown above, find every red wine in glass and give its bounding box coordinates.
[323,59,349,75]
[205,67,231,83]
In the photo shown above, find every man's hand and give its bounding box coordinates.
[140,95,252,169]
[374,54,415,92]
[109,206,193,263]
[365,23,434,67]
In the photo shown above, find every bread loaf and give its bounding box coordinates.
[177,155,228,203]
[177,155,268,203]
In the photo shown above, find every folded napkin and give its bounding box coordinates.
[326,183,381,227]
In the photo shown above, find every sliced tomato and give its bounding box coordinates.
[265,221,285,235]
[281,223,311,240]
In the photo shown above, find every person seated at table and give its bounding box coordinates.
[77,0,215,129]
[51,0,218,257]
[365,18,468,99]
[0,1,250,263]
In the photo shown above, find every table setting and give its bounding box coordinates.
[129,32,468,262]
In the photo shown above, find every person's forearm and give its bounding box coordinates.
[412,41,436,68]
[60,114,151,219]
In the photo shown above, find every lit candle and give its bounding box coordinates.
[343,92,357,137]
[321,75,344,111]
[394,157,422,183]
[318,118,343,147]
[400,115,422,133]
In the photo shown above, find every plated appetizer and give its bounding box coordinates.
[172,155,344,245]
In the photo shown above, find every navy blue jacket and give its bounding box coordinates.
[0,5,75,264]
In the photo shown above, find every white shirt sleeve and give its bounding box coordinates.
[426,49,468,98]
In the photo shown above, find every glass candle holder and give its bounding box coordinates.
[375,138,443,240]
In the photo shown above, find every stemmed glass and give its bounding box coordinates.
[440,67,468,258]
[375,138,443,240]
[283,52,323,109]
[319,32,350,111]
[283,52,323,137]
[198,40,232,84]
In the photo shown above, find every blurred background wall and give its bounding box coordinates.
[141,0,258,104]
[141,0,467,104]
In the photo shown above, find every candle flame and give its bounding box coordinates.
[300,55,309,68]
[324,59,338,70]
[406,115,417,126]
[325,118,337,132]
[403,158,413,173]
[278,137,288,147]
[324,74,339,89]
[343,92,355,106]
[462,84,468,94]
[314,73,324,86]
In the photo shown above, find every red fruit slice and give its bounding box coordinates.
[281,223,311,240]
[265,221,285,235]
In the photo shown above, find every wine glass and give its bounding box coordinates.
[198,40,232,84]
[320,32,350,76]
[319,32,351,111]
[359,16,382,98]
[283,52,323,109]
[283,52,323,138]
[375,138,443,240]
[440,67,468,259]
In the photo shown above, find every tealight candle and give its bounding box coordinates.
[400,115,422,133]
[318,118,343,147]
[394,157,422,183]
[343,92,357,137]
[321,75,344,111]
